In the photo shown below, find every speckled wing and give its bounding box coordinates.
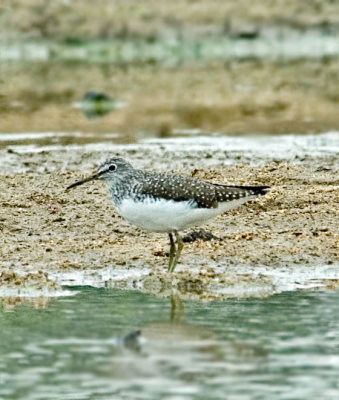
[138,172,218,208]
[138,172,269,209]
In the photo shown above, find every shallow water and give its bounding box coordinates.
[1,288,338,400]
[1,131,338,176]
[2,30,339,64]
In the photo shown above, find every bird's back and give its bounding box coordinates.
[138,171,269,209]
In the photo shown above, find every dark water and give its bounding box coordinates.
[0,288,338,400]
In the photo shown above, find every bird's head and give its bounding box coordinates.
[66,157,134,190]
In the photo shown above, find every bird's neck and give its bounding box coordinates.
[105,171,141,208]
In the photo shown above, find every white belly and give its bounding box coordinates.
[116,197,250,233]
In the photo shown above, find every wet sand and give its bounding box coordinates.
[1,136,338,300]
[2,61,339,137]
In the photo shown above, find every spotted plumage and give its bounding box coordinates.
[139,172,268,209]
[67,157,270,272]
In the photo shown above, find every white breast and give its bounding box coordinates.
[116,197,251,233]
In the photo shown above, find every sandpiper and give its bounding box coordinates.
[67,157,269,272]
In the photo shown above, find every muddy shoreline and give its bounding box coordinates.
[3,0,339,42]
[1,134,338,300]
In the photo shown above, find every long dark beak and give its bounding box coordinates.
[66,172,100,190]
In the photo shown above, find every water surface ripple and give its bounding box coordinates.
[0,288,338,399]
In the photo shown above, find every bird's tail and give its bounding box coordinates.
[213,184,270,202]
[225,185,270,196]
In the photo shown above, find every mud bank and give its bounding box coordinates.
[0,134,338,300]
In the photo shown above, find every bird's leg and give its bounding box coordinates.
[169,231,184,273]
[170,291,184,323]
[167,232,176,272]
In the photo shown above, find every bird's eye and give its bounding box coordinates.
[108,164,116,171]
